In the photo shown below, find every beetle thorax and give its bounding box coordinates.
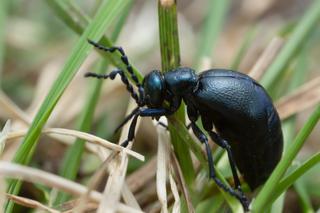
[164,67,198,96]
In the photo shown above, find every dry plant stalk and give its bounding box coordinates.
[248,37,284,81]
[275,76,320,120]
[75,152,117,213]
[169,171,180,213]
[155,119,170,213]
[6,194,59,213]
[4,128,144,161]
[97,101,141,213]
[127,156,157,193]
[170,151,195,213]
[0,161,102,202]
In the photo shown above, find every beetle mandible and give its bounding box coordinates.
[85,40,283,211]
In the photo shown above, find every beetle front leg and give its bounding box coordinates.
[120,108,171,147]
[120,113,139,147]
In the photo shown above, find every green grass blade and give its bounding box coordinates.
[6,0,130,211]
[271,43,311,213]
[54,60,108,205]
[230,27,256,70]
[294,180,314,213]
[158,0,195,185]
[269,152,320,206]
[55,2,132,204]
[194,0,230,68]
[0,0,9,85]
[260,0,320,90]
[252,105,320,212]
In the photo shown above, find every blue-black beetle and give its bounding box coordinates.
[85,40,283,211]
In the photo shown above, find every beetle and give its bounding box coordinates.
[85,40,283,211]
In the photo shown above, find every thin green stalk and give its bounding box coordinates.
[194,0,230,68]
[294,180,314,213]
[271,42,310,213]
[158,0,195,185]
[230,27,256,70]
[0,0,9,86]
[54,2,132,204]
[6,1,130,211]
[54,60,108,205]
[252,105,320,212]
[260,0,320,90]
[270,152,320,205]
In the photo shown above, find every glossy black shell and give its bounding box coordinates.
[185,69,283,189]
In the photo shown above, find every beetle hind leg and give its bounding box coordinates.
[189,121,250,211]
[208,131,242,190]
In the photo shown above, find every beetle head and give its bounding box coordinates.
[143,70,165,108]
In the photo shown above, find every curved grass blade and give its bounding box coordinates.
[6,0,131,211]
[260,0,320,90]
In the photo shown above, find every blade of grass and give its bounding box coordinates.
[270,40,310,213]
[0,0,9,86]
[55,2,133,205]
[158,0,195,185]
[252,105,320,212]
[260,0,320,90]
[194,0,230,69]
[230,26,256,70]
[269,152,320,206]
[294,180,314,213]
[6,0,130,212]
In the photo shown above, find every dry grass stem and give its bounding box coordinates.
[276,76,320,120]
[0,91,31,125]
[0,161,102,202]
[169,170,180,213]
[121,183,142,211]
[75,152,117,213]
[249,37,284,81]
[155,120,170,213]
[0,120,11,156]
[171,152,195,213]
[97,151,128,213]
[127,156,157,193]
[5,128,144,161]
[160,0,174,8]
[6,194,60,213]
[97,101,140,213]
[0,175,5,213]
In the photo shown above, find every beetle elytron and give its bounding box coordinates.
[85,40,283,211]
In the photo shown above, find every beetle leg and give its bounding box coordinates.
[120,108,172,147]
[208,131,242,190]
[120,113,139,147]
[87,39,145,104]
[195,126,250,210]
[114,106,140,134]
[189,122,249,210]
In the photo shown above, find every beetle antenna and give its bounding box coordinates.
[88,40,142,84]
[114,106,140,134]
[85,69,144,106]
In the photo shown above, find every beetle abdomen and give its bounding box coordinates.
[192,69,283,190]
